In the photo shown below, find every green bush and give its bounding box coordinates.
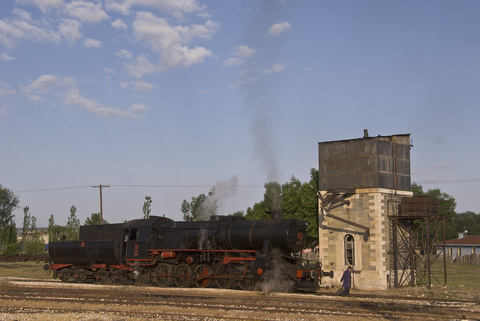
[23,236,45,255]
[1,242,20,255]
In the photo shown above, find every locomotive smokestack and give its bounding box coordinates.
[271,209,282,220]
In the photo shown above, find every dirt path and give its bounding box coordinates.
[0,278,478,320]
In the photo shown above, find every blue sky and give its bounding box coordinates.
[1,0,479,227]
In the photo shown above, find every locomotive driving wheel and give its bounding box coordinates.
[112,270,126,283]
[214,264,232,289]
[237,278,255,291]
[73,269,86,283]
[95,269,108,283]
[58,268,70,282]
[153,263,173,287]
[193,264,213,288]
[174,264,192,287]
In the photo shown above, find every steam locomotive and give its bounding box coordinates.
[47,215,324,291]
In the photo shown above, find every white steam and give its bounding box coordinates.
[257,249,295,293]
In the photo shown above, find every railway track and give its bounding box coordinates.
[0,278,478,320]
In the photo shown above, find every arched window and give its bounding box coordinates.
[344,234,355,266]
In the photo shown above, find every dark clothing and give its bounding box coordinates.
[340,268,352,296]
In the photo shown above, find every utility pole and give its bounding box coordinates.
[92,185,110,224]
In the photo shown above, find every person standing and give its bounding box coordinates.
[340,266,352,296]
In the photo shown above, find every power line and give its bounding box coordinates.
[416,179,480,184]
[13,185,92,193]
[12,180,479,194]
[110,184,264,188]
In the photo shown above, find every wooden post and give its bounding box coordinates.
[92,185,110,224]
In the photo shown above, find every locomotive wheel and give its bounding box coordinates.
[153,263,173,287]
[95,269,108,283]
[174,264,192,287]
[73,269,86,283]
[237,278,255,291]
[112,270,126,283]
[193,264,212,288]
[58,268,70,282]
[214,264,232,289]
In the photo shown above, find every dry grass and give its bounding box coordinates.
[0,262,52,279]
[381,262,480,301]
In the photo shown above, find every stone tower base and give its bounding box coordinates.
[318,188,412,290]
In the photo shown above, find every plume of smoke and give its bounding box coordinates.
[198,228,208,250]
[257,248,295,293]
[204,175,239,216]
[237,2,287,183]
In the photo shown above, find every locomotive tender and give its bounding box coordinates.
[48,215,323,291]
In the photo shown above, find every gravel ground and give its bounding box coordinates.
[0,277,478,321]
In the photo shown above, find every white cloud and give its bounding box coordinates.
[0,9,61,47]
[58,19,82,45]
[116,49,132,59]
[263,62,285,75]
[131,11,215,73]
[125,54,158,78]
[0,104,7,120]
[24,74,61,92]
[20,74,64,100]
[223,45,256,67]
[132,80,155,92]
[84,38,102,48]
[223,57,243,67]
[65,87,143,118]
[266,22,291,37]
[235,45,256,58]
[129,103,150,111]
[105,0,208,19]
[18,74,144,118]
[15,0,64,13]
[65,1,109,24]
[0,52,15,61]
[0,80,15,96]
[111,19,127,30]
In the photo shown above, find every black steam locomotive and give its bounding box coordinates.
[47,215,323,291]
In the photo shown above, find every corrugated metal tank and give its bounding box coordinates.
[318,134,411,191]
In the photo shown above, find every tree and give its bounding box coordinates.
[181,200,191,221]
[65,205,80,241]
[245,169,320,246]
[48,215,66,242]
[23,234,45,255]
[143,196,152,219]
[181,189,218,221]
[1,224,18,255]
[22,206,32,237]
[18,206,43,255]
[231,210,245,217]
[455,211,480,236]
[85,213,108,225]
[31,216,37,231]
[245,182,282,220]
[48,215,56,242]
[0,184,19,245]
[282,169,319,245]
[411,182,457,240]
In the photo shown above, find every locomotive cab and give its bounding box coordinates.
[121,216,174,263]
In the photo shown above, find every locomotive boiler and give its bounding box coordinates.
[47,215,324,291]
